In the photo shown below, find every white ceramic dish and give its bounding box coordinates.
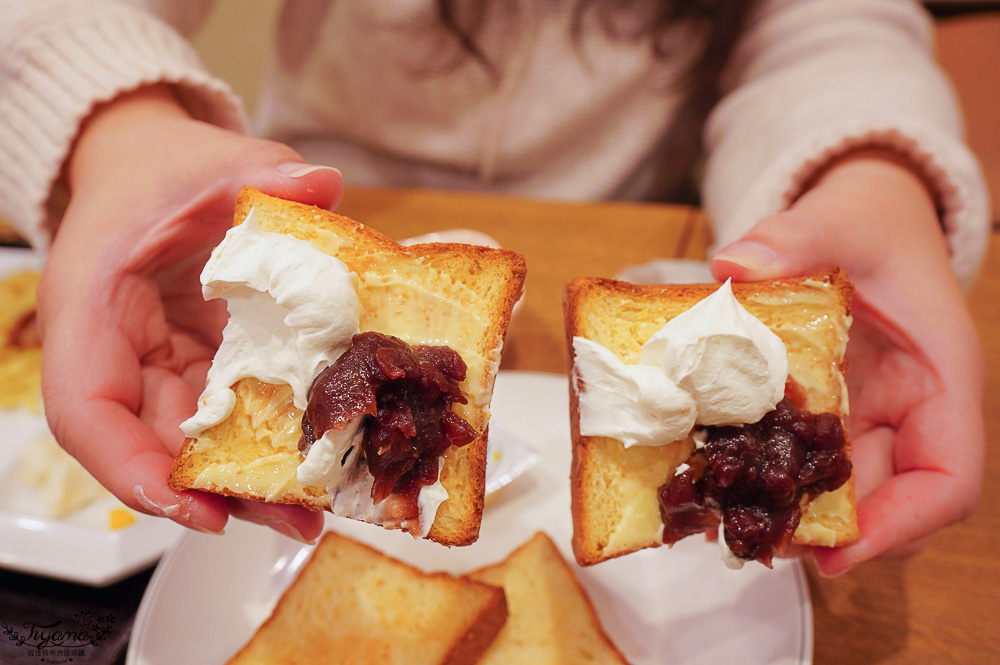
[128,371,811,665]
[0,248,184,586]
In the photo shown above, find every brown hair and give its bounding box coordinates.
[436,0,760,202]
[437,0,758,89]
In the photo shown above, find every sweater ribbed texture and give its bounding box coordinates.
[704,0,990,285]
[0,0,246,250]
[0,0,988,286]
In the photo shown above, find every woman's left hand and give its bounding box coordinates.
[711,149,985,576]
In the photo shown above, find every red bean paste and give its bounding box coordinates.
[300,331,478,509]
[658,382,851,567]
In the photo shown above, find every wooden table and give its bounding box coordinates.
[339,186,1000,665]
[338,187,701,374]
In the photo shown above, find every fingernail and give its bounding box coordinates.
[713,241,778,272]
[134,485,178,519]
[815,563,849,579]
[811,548,851,578]
[186,523,226,536]
[277,163,342,179]
[133,485,225,535]
[258,515,316,545]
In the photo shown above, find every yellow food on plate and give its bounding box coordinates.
[0,269,42,411]
[18,435,114,519]
[109,507,138,530]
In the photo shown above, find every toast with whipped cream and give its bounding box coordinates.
[565,271,858,567]
[169,187,526,546]
[226,531,509,665]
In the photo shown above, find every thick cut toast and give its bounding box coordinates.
[226,531,509,665]
[466,532,631,665]
[566,271,858,566]
[169,187,526,546]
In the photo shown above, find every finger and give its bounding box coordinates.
[254,162,345,211]
[182,358,213,397]
[780,544,809,560]
[710,213,831,282]
[709,210,887,283]
[814,378,982,574]
[39,272,229,533]
[775,425,903,567]
[55,394,230,534]
[227,498,325,544]
[831,369,982,576]
[811,468,968,576]
[710,149,953,285]
[881,535,932,559]
[139,365,202,456]
[797,534,930,575]
[117,160,345,284]
[844,425,896,503]
[151,246,229,350]
[41,326,229,532]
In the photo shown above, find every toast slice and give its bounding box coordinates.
[566,270,858,566]
[169,187,526,546]
[466,532,631,665]
[226,531,509,665]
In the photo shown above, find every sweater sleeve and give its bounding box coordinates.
[702,0,990,286]
[0,0,248,250]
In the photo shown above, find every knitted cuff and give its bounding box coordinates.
[0,3,248,250]
[705,118,990,288]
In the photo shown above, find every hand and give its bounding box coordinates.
[710,149,985,576]
[38,85,343,541]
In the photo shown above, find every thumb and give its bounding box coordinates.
[247,162,345,211]
[709,212,848,283]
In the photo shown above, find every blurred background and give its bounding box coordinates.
[190,0,999,220]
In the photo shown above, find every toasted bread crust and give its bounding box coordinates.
[565,270,858,566]
[169,187,526,546]
[227,531,509,665]
[467,532,631,664]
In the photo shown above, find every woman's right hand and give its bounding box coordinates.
[38,84,343,541]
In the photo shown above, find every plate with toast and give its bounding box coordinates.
[0,247,184,585]
[129,371,812,665]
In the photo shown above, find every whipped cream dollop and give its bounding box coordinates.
[180,208,360,438]
[574,338,697,446]
[181,208,451,536]
[574,279,788,446]
[296,421,365,488]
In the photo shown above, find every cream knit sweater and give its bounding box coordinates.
[0,0,989,282]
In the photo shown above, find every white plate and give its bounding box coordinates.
[0,248,184,586]
[128,371,812,665]
[484,417,539,494]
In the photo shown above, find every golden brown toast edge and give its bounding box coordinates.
[169,187,526,546]
[226,531,509,665]
[466,532,631,664]
[565,270,858,566]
